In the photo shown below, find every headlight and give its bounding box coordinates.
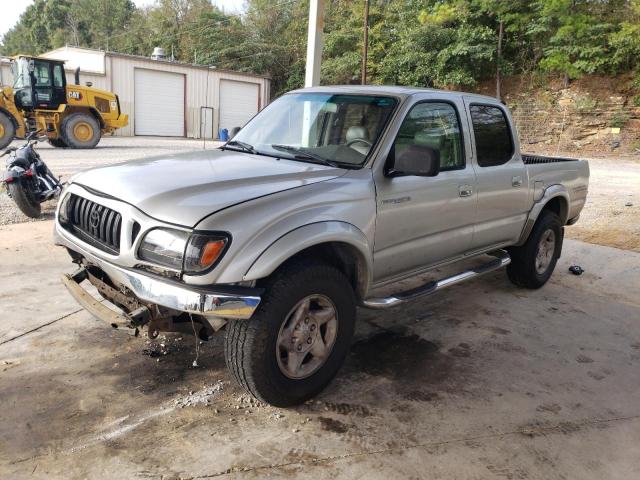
[138,228,189,270]
[57,191,71,223]
[138,229,229,274]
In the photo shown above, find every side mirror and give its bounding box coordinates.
[391,145,440,177]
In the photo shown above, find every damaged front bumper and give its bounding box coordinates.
[61,263,262,325]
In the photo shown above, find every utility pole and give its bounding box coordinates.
[361,0,370,85]
[305,0,325,87]
[496,19,503,101]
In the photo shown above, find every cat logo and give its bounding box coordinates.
[68,91,82,100]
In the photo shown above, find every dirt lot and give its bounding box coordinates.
[1,137,640,479]
[0,136,222,226]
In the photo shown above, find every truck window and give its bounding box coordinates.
[393,102,464,171]
[469,105,514,167]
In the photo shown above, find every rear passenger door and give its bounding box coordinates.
[463,99,529,249]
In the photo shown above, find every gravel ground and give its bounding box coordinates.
[0,136,222,226]
[1,137,638,252]
[566,156,640,252]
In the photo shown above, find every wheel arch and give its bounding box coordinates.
[243,222,373,301]
[516,184,569,246]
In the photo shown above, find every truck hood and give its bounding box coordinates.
[73,149,345,227]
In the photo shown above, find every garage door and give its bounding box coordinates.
[134,69,184,136]
[219,80,259,133]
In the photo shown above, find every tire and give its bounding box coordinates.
[0,111,16,150]
[60,113,101,149]
[225,260,356,407]
[507,210,563,289]
[48,137,68,148]
[8,178,41,218]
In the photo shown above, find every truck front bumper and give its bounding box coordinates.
[61,263,262,322]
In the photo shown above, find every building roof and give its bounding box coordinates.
[42,46,271,80]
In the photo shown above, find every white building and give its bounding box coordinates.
[1,46,271,139]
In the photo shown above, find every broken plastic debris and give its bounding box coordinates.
[568,265,584,275]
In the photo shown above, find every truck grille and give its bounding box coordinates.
[65,194,122,254]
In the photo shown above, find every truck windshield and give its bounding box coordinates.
[229,93,398,167]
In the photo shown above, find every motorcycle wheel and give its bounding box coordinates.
[8,178,41,218]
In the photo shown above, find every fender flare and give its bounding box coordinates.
[243,221,374,298]
[516,184,569,246]
[60,106,105,129]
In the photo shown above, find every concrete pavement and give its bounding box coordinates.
[1,220,639,479]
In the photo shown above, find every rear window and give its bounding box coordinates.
[469,105,514,167]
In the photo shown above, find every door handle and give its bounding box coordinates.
[458,185,473,197]
[512,176,523,187]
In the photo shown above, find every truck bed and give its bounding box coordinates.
[522,153,589,223]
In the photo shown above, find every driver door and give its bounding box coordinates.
[372,98,477,283]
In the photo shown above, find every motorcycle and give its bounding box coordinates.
[1,131,62,218]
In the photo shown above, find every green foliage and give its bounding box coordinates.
[610,110,630,128]
[2,0,640,95]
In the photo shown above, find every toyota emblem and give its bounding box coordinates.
[90,209,100,229]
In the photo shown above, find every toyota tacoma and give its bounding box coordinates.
[54,86,589,406]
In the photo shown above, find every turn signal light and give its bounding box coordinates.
[199,239,227,267]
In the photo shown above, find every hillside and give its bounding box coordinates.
[477,74,640,156]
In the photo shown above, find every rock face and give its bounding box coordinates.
[475,74,640,156]
[507,89,640,155]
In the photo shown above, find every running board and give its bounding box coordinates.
[361,250,511,309]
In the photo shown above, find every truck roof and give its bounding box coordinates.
[289,85,501,103]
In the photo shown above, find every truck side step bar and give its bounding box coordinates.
[361,250,511,309]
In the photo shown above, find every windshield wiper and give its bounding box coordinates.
[224,140,256,154]
[271,144,342,168]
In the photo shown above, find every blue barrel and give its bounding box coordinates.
[219,128,229,141]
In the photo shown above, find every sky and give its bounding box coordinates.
[0,0,247,38]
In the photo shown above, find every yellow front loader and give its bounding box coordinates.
[0,55,128,149]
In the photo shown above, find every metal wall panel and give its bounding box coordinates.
[108,54,271,138]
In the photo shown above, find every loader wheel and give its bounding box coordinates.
[48,137,67,148]
[0,112,16,150]
[507,210,563,289]
[225,259,356,407]
[61,113,100,149]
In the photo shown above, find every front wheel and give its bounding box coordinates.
[225,260,356,407]
[8,178,41,218]
[507,210,563,289]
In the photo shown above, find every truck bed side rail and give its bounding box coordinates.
[522,154,581,165]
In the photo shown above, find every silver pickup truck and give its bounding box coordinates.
[55,86,589,406]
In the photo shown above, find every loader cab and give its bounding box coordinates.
[11,56,67,111]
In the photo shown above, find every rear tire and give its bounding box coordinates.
[224,260,356,407]
[8,178,41,218]
[48,137,68,148]
[0,112,16,150]
[61,113,100,149]
[507,210,562,289]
